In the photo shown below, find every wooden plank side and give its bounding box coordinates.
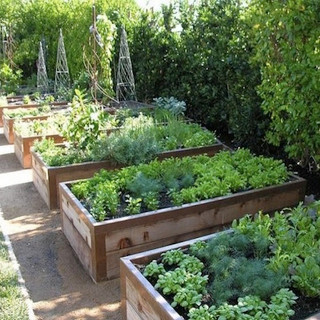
[32,163,50,207]
[157,143,224,160]
[14,132,24,167]
[126,303,148,320]
[32,152,50,207]
[61,192,92,248]
[3,117,13,143]
[105,187,303,252]
[94,176,306,234]
[106,226,223,280]
[126,279,161,320]
[61,208,95,282]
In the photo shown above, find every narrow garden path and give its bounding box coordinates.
[0,127,121,320]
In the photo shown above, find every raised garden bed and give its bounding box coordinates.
[14,132,64,168]
[3,114,51,144]
[59,151,306,282]
[0,101,67,127]
[120,202,320,320]
[32,143,224,210]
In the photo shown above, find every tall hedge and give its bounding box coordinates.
[2,0,319,163]
[130,0,264,150]
[249,0,320,164]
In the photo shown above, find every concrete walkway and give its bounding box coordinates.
[0,127,121,320]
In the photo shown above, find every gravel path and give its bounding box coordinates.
[0,128,121,320]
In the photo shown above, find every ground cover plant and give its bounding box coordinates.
[0,229,29,320]
[141,201,320,320]
[70,149,288,221]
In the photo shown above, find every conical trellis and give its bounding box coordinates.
[1,25,15,68]
[37,41,49,93]
[54,29,70,94]
[116,27,137,102]
[0,25,7,59]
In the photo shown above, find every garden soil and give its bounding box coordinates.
[0,127,121,320]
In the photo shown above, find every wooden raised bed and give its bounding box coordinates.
[2,114,51,144]
[31,143,224,210]
[0,101,67,127]
[60,174,306,282]
[0,104,39,127]
[14,131,64,168]
[120,229,319,320]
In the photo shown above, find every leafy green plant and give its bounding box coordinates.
[124,195,142,215]
[33,138,86,166]
[23,95,31,104]
[153,96,186,117]
[292,256,320,297]
[234,201,320,299]
[90,181,119,221]
[188,305,215,320]
[161,249,185,266]
[62,89,110,150]
[142,192,159,211]
[249,0,320,165]
[69,149,290,220]
[143,260,165,279]
[0,63,22,94]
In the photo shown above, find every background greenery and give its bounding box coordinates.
[0,0,319,164]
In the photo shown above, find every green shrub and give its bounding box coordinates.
[249,0,320,165]
[0,63,22,94]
